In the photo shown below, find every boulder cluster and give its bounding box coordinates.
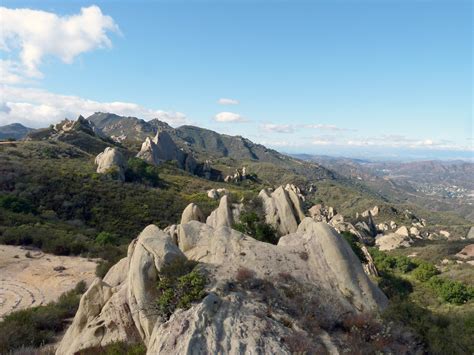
[56,184,391,354]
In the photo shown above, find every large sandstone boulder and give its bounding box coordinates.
[205,195,242,229]
[375,233,413,251]
[259,186,305,236]
[56,225,184,354]
[95,147,126,180]
[395,226,409,237]
[180,203,205,225]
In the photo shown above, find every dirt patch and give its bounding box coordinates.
[0,245,97,319]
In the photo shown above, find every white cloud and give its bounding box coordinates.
[260,123,294,133]
[304,124,354,132]
[214,111,245,122]
[345,135,472,151]
[218,98,239,105]
[0,5,119,82]
[0,85,188,128]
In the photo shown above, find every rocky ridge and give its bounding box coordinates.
[56,200,388,354]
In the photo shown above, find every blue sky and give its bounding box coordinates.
[0,0,472,159]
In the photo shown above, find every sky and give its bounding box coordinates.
[0,0,472,160]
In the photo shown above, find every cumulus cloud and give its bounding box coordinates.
[218,98,239,105]
[214,111,245,122]
[260,123,294,133]
[0,86,188,128]
[0,5,119,82]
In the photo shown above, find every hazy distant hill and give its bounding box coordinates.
[0,123,33,140]
[296,154,474,221]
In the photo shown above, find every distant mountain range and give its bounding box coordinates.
[295,154,474,221]
[0,123,33,140]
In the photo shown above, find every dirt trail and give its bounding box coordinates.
[0,245,97,319]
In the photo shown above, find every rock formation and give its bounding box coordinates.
[206,188,228,200]
[136,131,197,173]
[205,195,242,228]
[57,215,389,354]
[180,203,205,225]
[259,185,305,235]
[95,147,126,180]
[224,167,249,183]
[375,232,413,251]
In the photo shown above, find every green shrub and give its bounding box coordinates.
[370,248,416,273]
[233,196,278,244]
[427,277,474,305]
[77,341,147,355]
[95,231,118,246]
[156,258,207,319]
[77,341,146,355]
[383,300,474,354]
[0,195,35,214]
[412,262,439,282]
[125,158,160,186]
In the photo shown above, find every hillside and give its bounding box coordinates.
[0,115,472,354]
[0,123,33,140]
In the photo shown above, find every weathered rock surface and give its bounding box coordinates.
[206,188,228,200]
[205,195,242,228]
[180,203,205,225]
[395,226,409,237]
[455,244,474,260]
[136,131,197,173]
[259,185,305,235]
[467,227,474,239]
[56,225,184,354]
[57,215,389,354]
[375,233,413,251]
[361,206,379,218]
[95,147,126,180]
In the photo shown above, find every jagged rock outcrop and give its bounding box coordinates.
[136,131,197,173]
[57,212,392,354]
[56,225,184,354]
[95,147,126,180]
[361,206,379,218]
[259,185,305,236]
[308,203,336,223]
[205,195,242,228]
[180,203,205,225]
[224,167,249,183]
